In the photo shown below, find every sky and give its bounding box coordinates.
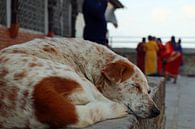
[108,0,195,38]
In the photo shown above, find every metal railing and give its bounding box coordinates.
[109,36,195,48]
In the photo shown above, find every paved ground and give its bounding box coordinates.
[165,76,195,129]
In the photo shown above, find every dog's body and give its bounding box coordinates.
[0,38,159,129]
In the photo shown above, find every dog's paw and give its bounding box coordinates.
[111,103,128,118]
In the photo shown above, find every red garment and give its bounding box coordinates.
[136,42,145,73]
[164,42,182,77]
[157,43,165,75]
[165,54,182,76]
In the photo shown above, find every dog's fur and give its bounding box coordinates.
[0,38,160,129]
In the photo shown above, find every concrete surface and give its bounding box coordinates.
[165,76,195,129]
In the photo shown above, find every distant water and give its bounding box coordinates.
[109,36,195,48]
[110,42,195,48]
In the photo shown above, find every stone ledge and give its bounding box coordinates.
[67,77,165,129]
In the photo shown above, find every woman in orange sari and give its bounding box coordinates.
[164,36,182,83]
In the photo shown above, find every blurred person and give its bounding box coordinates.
[144,35,159,75]
[176,38,184,65]
[164,36,183,84]
[82,0,108,46]
[157,38,166,76]
[136,37,146,73]
[176,38,183,53]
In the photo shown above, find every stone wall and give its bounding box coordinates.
[181,53,195,76]
[69,77,165,129]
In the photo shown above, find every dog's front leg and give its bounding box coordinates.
[68,82,113,105]
[68,101,128,128]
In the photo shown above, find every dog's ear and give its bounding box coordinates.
[102,60,134,83]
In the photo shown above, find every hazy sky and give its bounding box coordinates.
[108,0,195,37]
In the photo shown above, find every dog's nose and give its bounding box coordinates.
[149,106,160,118]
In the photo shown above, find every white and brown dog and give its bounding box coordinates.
[0,38,160,129]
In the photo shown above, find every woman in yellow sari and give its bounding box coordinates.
[144,36,159,75]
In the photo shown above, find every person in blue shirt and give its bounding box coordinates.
[176,38,183,53]
[82,0,108,46]
[176,38,184,65]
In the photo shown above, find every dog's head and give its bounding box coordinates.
[99,59,160,119]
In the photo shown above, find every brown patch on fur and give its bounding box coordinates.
[48,43,56,47]
[28,63,43,67]
[8,87,18,101]
[0,68,9,77]
[105,53,115,62]
[33,77,80,128]
[0,50,7,53]
[19,90,29,110]
[0,56,9,63]
[32,57,37,62]
[14,71,27,80]
[43,45,58,54]
[12,50,27,54]
[0,106,9,117]
[0,87,17,117]
[0,90,5,100]
[23,90,29,97]
[102,60,134,83]
[135,74,139,78]
[20,97,27,110]
[7,87,19,110]
[134,83,142,93]
[96,46,101,52]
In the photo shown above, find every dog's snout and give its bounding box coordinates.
[149,106,160,118]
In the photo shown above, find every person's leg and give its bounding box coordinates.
[164,72,171,82]
[173,76,177,84]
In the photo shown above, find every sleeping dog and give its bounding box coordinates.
[0,38,160,129]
